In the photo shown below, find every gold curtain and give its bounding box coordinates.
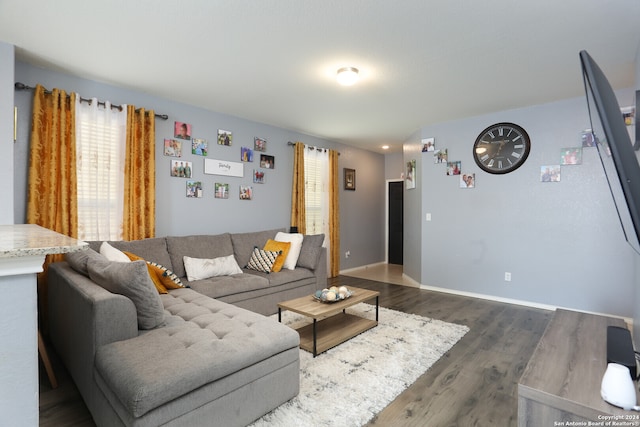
[123,106,156,240]
[290,141,306,234]
[329,149,340,277]
[26,84,77,327]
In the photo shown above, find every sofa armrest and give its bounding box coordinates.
[48,262,138,399]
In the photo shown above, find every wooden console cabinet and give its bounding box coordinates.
[518,309,639,425]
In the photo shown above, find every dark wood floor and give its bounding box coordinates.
[38,276,552,427]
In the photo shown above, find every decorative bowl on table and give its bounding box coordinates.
[313,286,353,303]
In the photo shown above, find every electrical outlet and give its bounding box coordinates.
[426,213,432,221]
[504,272,511,282]
[345,250,350,259]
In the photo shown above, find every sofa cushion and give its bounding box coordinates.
[263,239,291,272]
[183,254,243,281]
[274,232,304,270]
[94,289,299,418]
[87,257,165,330]
[166,233,234,279]
[246,247,280,273]
[230,228,284,267]
[185,272,269,299]
[297,233,325,270]
[244,266,315,288]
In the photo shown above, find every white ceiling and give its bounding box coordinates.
[1,0,639,153]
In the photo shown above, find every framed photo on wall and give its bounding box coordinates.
[254,137,267,152]
[344,168,356,190]
[260,154,275,169]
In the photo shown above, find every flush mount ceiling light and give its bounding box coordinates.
[336,67,359,86]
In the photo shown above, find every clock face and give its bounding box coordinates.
[473,123,531,174]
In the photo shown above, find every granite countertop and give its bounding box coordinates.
[0,224,88,258]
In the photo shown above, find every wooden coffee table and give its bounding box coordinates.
[277,286,379,357]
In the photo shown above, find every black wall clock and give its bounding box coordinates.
[473,122,531,174]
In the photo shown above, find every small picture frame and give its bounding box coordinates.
[460,174,475,188]
[254,137,267,152]
[541,165,561,182]
[170,160,193,178]
[560,147,582,165]
[164,139,182,157]
[192,138,208,156]
[215,183,229,199]
[434,148,448,164]
[446,161,461,176]
[406,160,416,189]
[422,137,435,152]
[241,147,254,162]
[260,154,275,169]
[218,129,232,146]
[186,181,202,198]
[240,185,253,200]
[344,168,356,190]
[253,169,265,184]
[174,122,192,140]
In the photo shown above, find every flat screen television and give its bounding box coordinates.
[580,50,640,255]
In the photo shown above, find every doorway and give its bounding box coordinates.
[387,180,403,265]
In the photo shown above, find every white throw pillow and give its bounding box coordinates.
[275,232,304,270]
[100,242,131,263]
[183,255,243,281]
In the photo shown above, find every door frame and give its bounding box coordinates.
[385,179,404,263]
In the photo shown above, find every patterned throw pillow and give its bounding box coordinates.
[146,261,185,289]
[245,247,281,274]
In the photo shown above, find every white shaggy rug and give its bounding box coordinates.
[249,303,469,427]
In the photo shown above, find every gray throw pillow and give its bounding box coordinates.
[87,258,165,330]
[65,248,104,276]
[297,234,325,270]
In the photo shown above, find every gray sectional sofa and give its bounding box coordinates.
[47,228,327,427]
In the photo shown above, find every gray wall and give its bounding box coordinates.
[0,42,14,224]
[339,146,385,269]
[12,61,385,271]
[384,151,404,181]
[402,130,423,282]
[414,91,637,317]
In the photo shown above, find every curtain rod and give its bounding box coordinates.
[14,82,169,120]
[287,141,340,155]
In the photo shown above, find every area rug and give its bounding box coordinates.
[249,303,469,427]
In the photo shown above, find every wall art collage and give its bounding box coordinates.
[164,121,274,200]
[421,104,635,188]
[421,137,475,189]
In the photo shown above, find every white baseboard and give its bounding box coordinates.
[338,265,634,327]
[419,283,634,327]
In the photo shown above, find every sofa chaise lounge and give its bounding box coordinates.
[47,228,327,426]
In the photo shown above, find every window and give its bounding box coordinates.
[75,99,127,241]
[304,148,329,235]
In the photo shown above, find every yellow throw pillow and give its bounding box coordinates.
[123,251,168,294]
[263,239,291,272]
